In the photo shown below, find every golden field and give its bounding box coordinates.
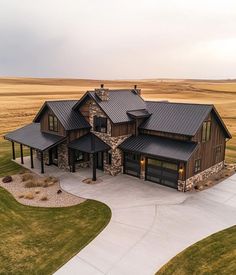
[0,77,235,163]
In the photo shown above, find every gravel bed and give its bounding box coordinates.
[0,174,85,207]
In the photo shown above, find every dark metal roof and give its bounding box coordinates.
[34,100,90,130]
[119,134,198,162]
[140,101,213,136]
[74,90,147,123]
[4,123,65,151]
[68,133,111,153]
[127,109,151,119]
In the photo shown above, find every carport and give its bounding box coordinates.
[4,123,65,174]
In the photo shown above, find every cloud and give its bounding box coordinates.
[0,0,235,79]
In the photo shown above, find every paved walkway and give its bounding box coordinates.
[15,157,236,275]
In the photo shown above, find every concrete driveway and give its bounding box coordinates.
[53,169,236,275]
[14,157,236,275]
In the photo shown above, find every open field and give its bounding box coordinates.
[0,186,111,274]
[156,225,236,275]
[0,77,235,163]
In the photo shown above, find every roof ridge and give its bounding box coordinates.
[46,99,78,103]
[145,100,213,107]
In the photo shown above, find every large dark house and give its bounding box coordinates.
[5,85,231,191]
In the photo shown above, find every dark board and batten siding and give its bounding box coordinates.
[186,112,226,179]
[40,108,66,137]
[111,122,135,137]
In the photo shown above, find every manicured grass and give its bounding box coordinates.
[156,225,236,275]
[0,187,111,274]
[0,140,27,177]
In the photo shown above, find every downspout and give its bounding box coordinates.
[183,163,187,192]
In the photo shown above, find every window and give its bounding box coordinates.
[106,152,112,165]
[202,121,211,142]
[194,159,201,174]
[94,116,107,133]
[74,151,84,162]
[214,145,222,163]
[48,115,58,132]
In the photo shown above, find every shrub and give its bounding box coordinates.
[24,180,36,188]
[24,192,34,200]
[21,173,34,182]
[40,195,48,201]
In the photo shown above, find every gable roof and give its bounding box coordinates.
[74,90,147,123]
[34,100,90,130]
[140,101,231,138]
[119,134,198,162]
[68,133,111,153]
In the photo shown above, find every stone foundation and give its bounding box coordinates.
[178,161,224,192]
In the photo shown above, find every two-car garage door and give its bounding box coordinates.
[124,152,178,189]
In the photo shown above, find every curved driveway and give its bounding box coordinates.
[54,170,236,275]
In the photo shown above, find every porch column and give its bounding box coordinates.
[92,153,97,181]
[40,151,44,174]
[20,144,24,164]
[30,148,34,169]
[11,141,15,160]
[72,149,75,173]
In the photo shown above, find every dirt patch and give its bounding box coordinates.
[0,173,85,207]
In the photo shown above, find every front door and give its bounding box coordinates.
[96,152,104,170]
[49,146,58,166]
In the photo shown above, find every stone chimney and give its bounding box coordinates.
[133,84,141,96]
[95,84,109,101]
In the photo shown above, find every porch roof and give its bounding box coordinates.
[68,133,111,153]
[4,123,65,151]
[119,134,198,162]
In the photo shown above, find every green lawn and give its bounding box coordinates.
[156,225,236,275]
[0,140,27,177]
[0,187,111,274]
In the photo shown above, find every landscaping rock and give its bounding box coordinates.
[2,176,13,183]
[57,189,62,194]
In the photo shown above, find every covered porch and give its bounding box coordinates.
[68,133,111,181]
[4,123,65,174]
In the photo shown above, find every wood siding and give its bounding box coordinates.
[186,112,226,179]
[40,108,66,137]
[140,129,190,141]
[79,99,91,122]
[68,128,90,142]
[111,122,135,137]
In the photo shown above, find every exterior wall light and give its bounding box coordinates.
[140,157,145,165]
[179,167,184,174]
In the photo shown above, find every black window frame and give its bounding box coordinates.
[202,121,211,142]
[194,159,201,174]
[214,145,222,164]
[74,150,85,163]
[48,114,58,132]
[93,116,107,133]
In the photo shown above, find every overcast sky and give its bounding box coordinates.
[0,0,236,79]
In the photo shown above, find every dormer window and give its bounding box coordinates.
[94,116,107,133]
[48,115,58,132]
[202,121,211,142]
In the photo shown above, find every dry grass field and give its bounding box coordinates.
[0,77,235,163]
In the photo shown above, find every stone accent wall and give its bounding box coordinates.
[57,141,69,170]
[178,161,224,192]
[36,150,49,165]
[89,101,131,176]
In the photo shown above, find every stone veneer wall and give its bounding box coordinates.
[178,161,224,191]
[89,101,131,176]
[57,141,69,170]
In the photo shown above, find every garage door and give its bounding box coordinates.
[124,152,140,177]
[146,158,178,189]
